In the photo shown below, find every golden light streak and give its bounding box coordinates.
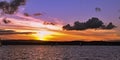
[34,30,55,41]
[5,18,62,30]
[1,14,120,41]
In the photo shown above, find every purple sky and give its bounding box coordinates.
[24,0,120,26]
[0,0,120,41]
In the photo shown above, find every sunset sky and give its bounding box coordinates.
[0,0,120,41]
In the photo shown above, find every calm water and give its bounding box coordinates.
[0,45,120,60]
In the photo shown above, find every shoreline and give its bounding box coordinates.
[1,40,120,45]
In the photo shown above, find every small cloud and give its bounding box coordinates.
[24,13,30,16]
[2,18,11,24]
[95,7,101,12]
[43,21,55,25]
[33,13,42,16]
[0,29,35,35]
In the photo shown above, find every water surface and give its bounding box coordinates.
[0,45,120,60]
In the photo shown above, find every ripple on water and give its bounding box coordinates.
[0,45,120,60]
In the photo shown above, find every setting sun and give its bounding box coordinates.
[35,30,55,41]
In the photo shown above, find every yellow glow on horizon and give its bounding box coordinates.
[34,30,55,41]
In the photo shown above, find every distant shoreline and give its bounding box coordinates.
[1,40,120,45]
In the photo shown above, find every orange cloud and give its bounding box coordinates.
[0,14,120,41]
[43,29,120,41]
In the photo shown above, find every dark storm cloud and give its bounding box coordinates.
[0,0,26,14]
[0,29,35,35]
[101,22,116,29]
[63,17,116,30]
